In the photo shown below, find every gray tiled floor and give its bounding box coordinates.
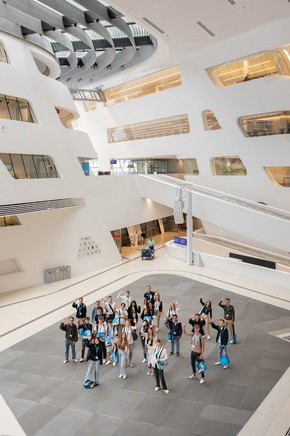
[0,274,290,436]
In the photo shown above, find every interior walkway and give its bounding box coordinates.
[0,243,289,436]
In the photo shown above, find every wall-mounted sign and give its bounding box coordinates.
[174,236,187,246]
[110,159,117,164]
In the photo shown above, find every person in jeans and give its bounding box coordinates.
[210,318,229,369]
[218,297,235,343]
[60,317,78,363]
[118,331,129,379]
[78,316,92,362]
[117,302,128,337]
[169,314,182,356]
[83,336,103,387]
[123,319,136,367]
[72,297,87,327]
[183,323,206,384]
[153,339,169,394]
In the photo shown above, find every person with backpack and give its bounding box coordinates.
[83,336,103,388]
[183,323,206,384]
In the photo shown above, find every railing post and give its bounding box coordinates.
[186,189,193,265]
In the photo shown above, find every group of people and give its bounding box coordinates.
[59,285,236,392]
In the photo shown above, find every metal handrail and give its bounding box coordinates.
[138,174,290,222]
[193,229,290,267]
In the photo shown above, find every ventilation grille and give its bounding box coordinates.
[0,198,85,217]
[197,21,215,37]
[142,17,165,34]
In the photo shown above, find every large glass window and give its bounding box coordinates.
[202,110,221,131]
[104,65,182,106]
[0,94,37,123]
[0,216,20,227]
[107,114,190,143]
[0,41,9,63]
[207,50,290,87]
[111,158,198,176]
[238,111,290,137]
[0,154,59,179]
[211,156,247,175]
[264,167,290,187]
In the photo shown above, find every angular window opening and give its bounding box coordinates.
[0,153,59,179]
[0,216,20,227]
[111,158,199,176]
[104,65,182,106]
[211,156,247,175]
[55,106,75,128]
[202,110,222,131]
[0,94,37,123]
[207,50,290,87]
[238,111,290,137]
[0,41,9,63]
[107,114,190,143]
[264,167,290,187]
[78,157,99,176]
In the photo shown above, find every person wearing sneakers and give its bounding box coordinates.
[118,331,129,379]
[78,316,93,362]
[152,339,169,394]
[210,318,230,369]
[146,326,156,376]
[218,297,235,343]
[83,336,103,388]
[199,295,212,340]
[183,323,206,384]
[168,314,182,356]
[60,317,78,363]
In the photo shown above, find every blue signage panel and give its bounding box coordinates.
[82,161,90,176]
[110,159,117,164]
[174,236,187,246]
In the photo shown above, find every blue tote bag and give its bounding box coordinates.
[219,346,230,366]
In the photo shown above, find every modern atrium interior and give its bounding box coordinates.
[0,1,289,435]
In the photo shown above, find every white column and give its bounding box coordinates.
[186,189,193,265]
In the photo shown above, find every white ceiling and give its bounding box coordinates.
[109,0,290,60]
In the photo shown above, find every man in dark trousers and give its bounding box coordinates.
[60,317,79,363]
[188,313,206,336]
[210,318,229,369]
[169,314,182,356]
[218,297,235,343]
[72,297,87,326]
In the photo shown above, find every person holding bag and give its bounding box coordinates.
[183,323,206,384]
[152,339,169,394]
[83,336,103,388]
[210,318,230,369]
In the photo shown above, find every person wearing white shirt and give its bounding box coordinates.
[152,339,169,394]
[117,290,132,310]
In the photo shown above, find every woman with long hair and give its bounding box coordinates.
[117,331,129,379]
[146,326,156,376]
[154,291,163,332]
[128,300,141,326]
[200,294,212,340]
[83,336,103,388]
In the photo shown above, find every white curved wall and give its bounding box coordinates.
[0,32,172,293]
[75,17,290,212]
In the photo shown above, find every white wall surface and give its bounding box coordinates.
[74,17,290,211]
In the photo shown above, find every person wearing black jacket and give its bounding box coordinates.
[60,317,78,364]
[128,300,141,326]
[210,319,229,369]
[200,295,212,340]
[83,336,103,387]
[188,314,206,336]
[78,317,93,362]
[168,315,182,356]
[72,297,87,326]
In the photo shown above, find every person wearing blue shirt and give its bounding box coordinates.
[146,238,155,251]
[168,315,182,356]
